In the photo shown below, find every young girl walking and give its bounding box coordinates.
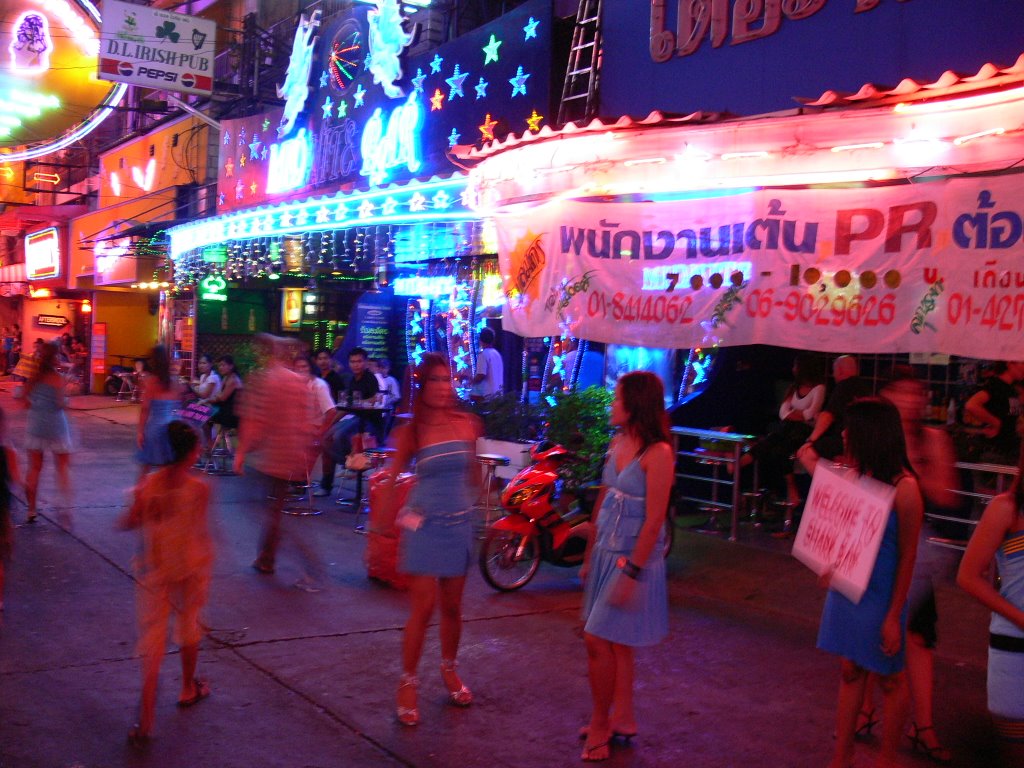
[118,420,214,745]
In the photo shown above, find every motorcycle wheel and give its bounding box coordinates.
[104,377,120,396]
[479,529,540,591]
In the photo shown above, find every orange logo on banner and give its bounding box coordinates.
[506,231,546,303]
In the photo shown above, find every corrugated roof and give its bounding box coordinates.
[794,52,1024,107]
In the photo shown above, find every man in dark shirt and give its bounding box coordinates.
[965,361,1024,463]
[314,347,345,404]
[314,347,382,496]
[804,355,873,460]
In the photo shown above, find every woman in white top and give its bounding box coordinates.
[746,355,826,505]
[190,354,221,401]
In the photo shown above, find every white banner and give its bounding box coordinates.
[792,463,896,605]
[496,174,1024,358]
[99,0,216,96]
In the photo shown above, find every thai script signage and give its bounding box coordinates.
[495,173,1024,359]
[602,0,1024,118]
[99,0,216,96]
[792,462,896,604]
[1,0,124,161]
[25,226,60,280]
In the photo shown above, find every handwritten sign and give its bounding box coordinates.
[791,462,895,605]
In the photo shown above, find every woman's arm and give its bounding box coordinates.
[958,495,1024,631]
[880,476,924,655]
[137,380,153,447]
[796,441,821,474]
[917,428,959,510]
[580,441,614,582]
[964,390,999,438]
[211,375,238,403]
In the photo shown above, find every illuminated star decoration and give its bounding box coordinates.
[430,88,445,111]
[445,64,469,99]
[224,158,234,177]
[223,130,232,146]
[239,154,247,167]
[381,197,398,216]
[353,84,366,107]
[337,100,348,118]
[250,181,259,195]
[321,95,334,119]
[364,52,372,71]
[509,66,529,97]
[523,17,540,41]
[262,118,271,132]
[479,113,498,141]
[430,53,444,73]
[448,128,461,148]
[526,109,543,132]
[235,180,244,200]
[358,200,375,219]
[261,147,269,160]
[474,77,488,99]
[482,34,502,64]
[249,135,262,160]
[411,67,426,93]
[408,192,427,212]
[432,190,452,209]
[319,71,329,88]
[238,127,247,146]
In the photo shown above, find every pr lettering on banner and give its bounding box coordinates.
[791,462,896,605]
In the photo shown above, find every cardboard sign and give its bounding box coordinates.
[179,401,215,425]
[792,462,896,605]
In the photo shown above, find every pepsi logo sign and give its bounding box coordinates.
[117,61,134,77]
[181,73,196,89]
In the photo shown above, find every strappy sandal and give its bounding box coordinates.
[440,659,472,707]
[854,707,878,740]
[396,673,419,726]
[581,737,610,762]
[126,724,151,748]
[578,725,638,744]
[907,723,952,764]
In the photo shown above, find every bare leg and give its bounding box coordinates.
[905,631,950,757]
[438,576,472,703]
[610,643,637,734]
[138,651,162,736]
[54,453,72,527]
[831,659,869,768]
[583,632,614,760]
[398,576,437,721]
[179,643,199,701]
[24,450,43,520]
[877,671,909,767]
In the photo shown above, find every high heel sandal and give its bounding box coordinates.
[907,723,952,764]
[396,674,419,726]
[854,707,878,740]
[440,659,472,707]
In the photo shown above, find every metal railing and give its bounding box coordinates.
[927,461,1020,551]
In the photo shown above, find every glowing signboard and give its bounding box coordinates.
[360,92,422,185]
[25,226,60,280]
[393,275,455,297]
[266,128,313,194]
[278,11,321,138]
[366,0,413,98]
[199,274,227,301]
[1,0,125,160]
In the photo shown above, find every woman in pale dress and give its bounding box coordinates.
[23,342,73,525]
[136,345,186,477]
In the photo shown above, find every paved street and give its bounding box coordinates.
[0,387,1000,767]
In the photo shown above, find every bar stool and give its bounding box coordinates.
[476,453,510,530]
[691,448,730,534]
[741,490,768,528]
[352,447,396,533]
[204,427,236,475]
[770,500,800,539]
[283,466,320,516]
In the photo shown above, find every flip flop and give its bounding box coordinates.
[177,678,211,708]
[127,724,151,748]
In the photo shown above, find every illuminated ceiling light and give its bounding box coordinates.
[830,142,885,153]
[952,127,1005,145]
[80,299,92,313]
[623,157,667,167]
[720,151,769,160]
[893,85,1024,115]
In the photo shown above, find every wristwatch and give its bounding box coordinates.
[616,556,641,579]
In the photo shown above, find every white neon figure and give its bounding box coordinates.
[9,12,52,74]
[360,92,422,185]
[366,0,413,99]
[131,158,156,191]
[277,11,321,138]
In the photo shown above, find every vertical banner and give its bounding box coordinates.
[791,463,896,605]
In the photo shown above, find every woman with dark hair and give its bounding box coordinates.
[23,342,73,524]
[385,353,481,727]
[958,443,1024,767]
[797,398,923,768]
[204,355,243,450]
[136,345,185,477]
[578,371,674,762]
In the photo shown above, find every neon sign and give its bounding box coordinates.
[266,128,313,194]
[393,275,455,297]
[199,274,227,301]
[277,10,320,138]
[25,227,60,280]
[360,92,422,185]
[366,0,413,98]
[9,12,53,73]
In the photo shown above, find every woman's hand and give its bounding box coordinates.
[579,561,590,584]
[817,566,834,590]
[880,615,902,656]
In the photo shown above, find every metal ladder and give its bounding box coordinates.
[557,0,602,126]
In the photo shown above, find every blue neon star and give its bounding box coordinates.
[223,130,231,146]
[524,17,539,40]
[238,127,247,146]
[430,53,444,74]
[337,100,348,118]
[445,64,469,99]
[261,147,268,161]
[509,66,530,97]
[249,135,262,161]
[321,96,334,119]
[411,67,426,93]
[353,84,366,107]
[482,34,502,64]
[448,128,461,148]
[364,52,372,71]
[474,77,488,99]
[319,71,329,88]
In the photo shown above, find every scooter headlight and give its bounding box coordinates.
[507,484,543,507]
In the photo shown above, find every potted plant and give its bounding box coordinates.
[471,392,541,479]
[540,386,614,493]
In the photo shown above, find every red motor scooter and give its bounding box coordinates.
[478,442,676,592]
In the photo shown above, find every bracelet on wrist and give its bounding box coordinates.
[616,556,641,579]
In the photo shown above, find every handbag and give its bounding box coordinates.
[365,471,416,589]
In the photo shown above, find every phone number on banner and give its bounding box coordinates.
[586,291,696,324]
[946,293,1024,331]
[744,289,897,327]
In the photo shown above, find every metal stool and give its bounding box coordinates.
[283,466,320,516]
[352,447,396,533]
[476,453,510,530]
[741,490,768,528]
[770,500,800,539]
[691,449,730,534]
[204,427,236,475]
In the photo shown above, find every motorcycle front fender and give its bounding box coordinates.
[489,515,536,537]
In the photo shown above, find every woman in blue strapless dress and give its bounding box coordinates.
[136,345,185,476]
[797,398,923,768]
[958,443,1024,767]
[23,342,74,525]
[579,371,674,762]
[386,353,481,727]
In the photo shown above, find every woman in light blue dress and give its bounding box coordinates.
[386,353,481,727]
[797,398,923,768]
[136,345,185,477]
[579,371,673,762]
[958,442,1024,767]
[23,342,73,524]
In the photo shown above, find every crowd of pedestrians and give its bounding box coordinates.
[0,335,1022,766]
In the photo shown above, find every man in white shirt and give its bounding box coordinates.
[470,327,504,403]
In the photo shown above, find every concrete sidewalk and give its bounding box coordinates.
[0,389,999,768]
